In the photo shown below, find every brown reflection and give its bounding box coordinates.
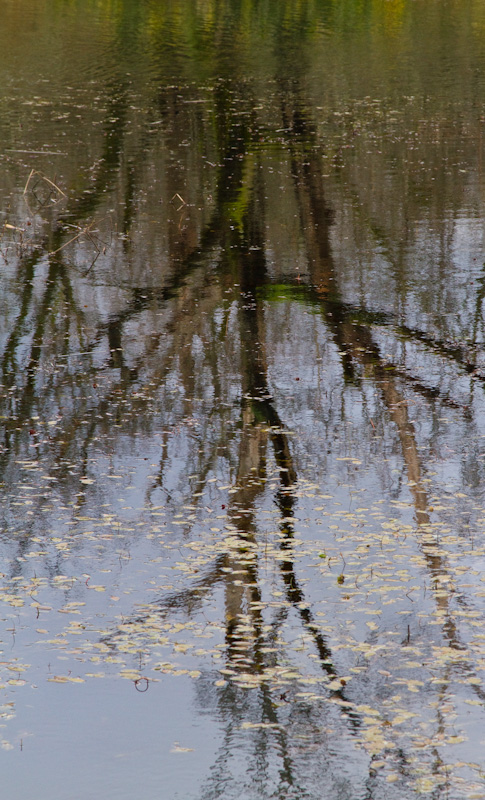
[280,94,471,663]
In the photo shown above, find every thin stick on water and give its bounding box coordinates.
[171,193,187,205]
[23,169,67,198]
[48,221,96,256]
[170,192,187,211]
[23,169,35,195]
[39,173,67,197]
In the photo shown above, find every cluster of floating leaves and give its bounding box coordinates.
[0,462,484,795]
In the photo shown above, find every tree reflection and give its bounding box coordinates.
[0,1,485,797]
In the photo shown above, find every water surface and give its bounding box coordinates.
[1,1,485,797]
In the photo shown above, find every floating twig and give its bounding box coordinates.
[49,220,97,256]
[3,223,24,232]
[170,192,187,211]
[23,168,67,198]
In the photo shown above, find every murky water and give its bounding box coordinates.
[2,0,485,797]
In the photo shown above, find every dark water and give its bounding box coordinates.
[1,0,485,797]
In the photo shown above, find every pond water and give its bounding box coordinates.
[1,0,485,797]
